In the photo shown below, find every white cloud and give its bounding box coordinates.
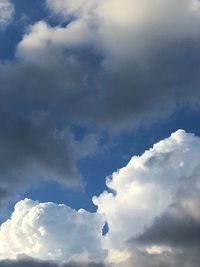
[44,0,200,67]
[1,130,200,266]
[46,0,97,19]
[17,0,200,65]
[0,199,106,263]
[16,20,92,62]
[93,129,200,254]
[0,0,14,28]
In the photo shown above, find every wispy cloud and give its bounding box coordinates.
[0,0,14,28]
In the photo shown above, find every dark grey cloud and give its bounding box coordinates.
[0,110,80,204]
[135,203,200,248]
[0,111,80,182]
[133,178,200,248]
[0,258,106,267]
[125,188,200,267]
[1,0,200,206]
[2,32,200,130]
[0,44,104,203]
[124,248,200,267]
[0,258,58,267]
[0,109,100,205]
[1,37,200,132]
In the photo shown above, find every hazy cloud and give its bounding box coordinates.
[0,0,14,28]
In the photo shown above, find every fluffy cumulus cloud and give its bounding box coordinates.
[1,130,200,267]
[95,129,200,266]
[0,198,106,262]
[93,129,200,266]
[93,129,200,248]
[0,0,14,28]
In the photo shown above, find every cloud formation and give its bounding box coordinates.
[41,0,200,128]
[93,130,200,250]
[1,0,200,202]
[0,258,105,267]
[93,129,200,266]
[0,198,106,262]
[0,111,101,205]
[2,0,200,131]
[1,0,200,266]
[0,0,14,28]
[1,130,200,267]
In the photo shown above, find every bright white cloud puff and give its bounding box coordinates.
[1,130,200,266]
[93,129,200,252]
[0,199,106,263]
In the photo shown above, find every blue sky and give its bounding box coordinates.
[22,107,200,212]
[1,0,200,266]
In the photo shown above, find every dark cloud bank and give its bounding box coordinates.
[0,259,105,267]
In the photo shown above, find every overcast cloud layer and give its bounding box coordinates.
[1,130,200,267]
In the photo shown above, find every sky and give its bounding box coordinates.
[1,0,200,266]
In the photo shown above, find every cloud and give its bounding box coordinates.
[1,130,200,266]
[0,38,104,204]
[93,129,200,265]
[0,198,106,262]
[7,0,200,132]
[134,199,200,248]
[0,0,14,28]
[1,0,200,202]
[110,247,200,267]
[0,104,101,205]
[0,111,102,205]
[1,0,200,264]
[0,258,106,267]
[0,258,58,267]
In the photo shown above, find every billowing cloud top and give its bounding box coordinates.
[1,130,200,267]
[0,199,106,262]
[93,129,200,251]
